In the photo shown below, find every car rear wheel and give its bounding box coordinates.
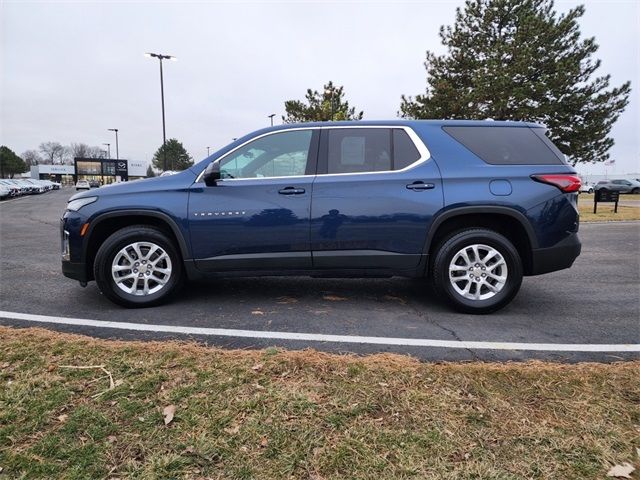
[632,188,640,194]
[94,226,184,308]
[431,229,523,314]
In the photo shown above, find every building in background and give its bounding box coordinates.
[30,158,147,185]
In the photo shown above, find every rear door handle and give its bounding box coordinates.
[406,181,435,191]
[278,186,306,195]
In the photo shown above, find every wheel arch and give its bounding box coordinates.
[83,210,190,280]
[425,206,537,275]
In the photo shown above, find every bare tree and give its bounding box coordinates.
[69,143,91,158]
[69,143,106,161]
[21,149,42,167]
[39,142,67,164]
[87,146,105,158]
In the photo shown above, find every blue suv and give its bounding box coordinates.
[61,120,581,313]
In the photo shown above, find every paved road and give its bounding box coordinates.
[1,189,638,362]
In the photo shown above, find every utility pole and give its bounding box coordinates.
[108,128,119,159]
[145,52,177,171]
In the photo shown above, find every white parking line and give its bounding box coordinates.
[1,310,638,352]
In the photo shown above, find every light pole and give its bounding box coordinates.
[207,146,210,156]
[108,128,119,159]
[102,143,111,159]
[268,113,275,126]
[145,52,177,171]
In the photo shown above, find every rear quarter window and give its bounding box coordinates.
[442,126,565,165]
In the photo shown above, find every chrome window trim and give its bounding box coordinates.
[195,125,431,183]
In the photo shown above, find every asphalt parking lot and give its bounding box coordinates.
[1,188,638,362]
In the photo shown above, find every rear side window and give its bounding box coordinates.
[393,129,421,170]
[442,126,565,165]
[328,129,391,174]
[326,128,422,174]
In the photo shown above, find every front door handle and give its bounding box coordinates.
[406,181,435,191]
[278,186,306,195]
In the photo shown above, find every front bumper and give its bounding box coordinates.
[61,214,89,283]
[62,260,88,282]
[528,232,581,276]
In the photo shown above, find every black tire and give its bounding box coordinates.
[632,188,640,194]
[431,229,523,314]
[588,188,594,194]
[94,225,184,308]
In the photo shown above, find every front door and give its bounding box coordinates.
[189,128,319,272]
[310,127,442,269]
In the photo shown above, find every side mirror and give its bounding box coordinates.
[203,162,221,186]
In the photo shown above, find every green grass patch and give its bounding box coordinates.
[0,327,638,479]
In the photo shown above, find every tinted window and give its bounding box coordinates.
[442,126,564,165]
[326,128,422,174]
[327,129,391,174]
[393,129,421,169]
[219,130,313,179]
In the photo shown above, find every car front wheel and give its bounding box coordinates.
[431,229,523,314]
[94,226,184,308]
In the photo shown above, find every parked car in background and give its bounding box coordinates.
[595,179,640,194]
[62,120,582,314]
[0,179,21,197]
[14,179,38,194]
[41,179,60,190]
[76,180,90,191]
[579,182,595,194]
[23,179,47,193]
[89,180,101,188]
[0,184,10,200]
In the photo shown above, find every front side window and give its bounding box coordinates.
[218,130,313,179]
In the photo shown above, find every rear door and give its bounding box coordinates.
[310,126,442,269]
[189,128,319,271]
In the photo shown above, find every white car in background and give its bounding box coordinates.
[579,182,595,194]
[76,180,90,191]
[0,184,11,199]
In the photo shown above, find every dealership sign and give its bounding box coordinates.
[127,161,146,177]
[32,165,75,175]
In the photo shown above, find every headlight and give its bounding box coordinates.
[67,196,98,212]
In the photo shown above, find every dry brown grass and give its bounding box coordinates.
[578,194,640,222]
[1,326,639,479]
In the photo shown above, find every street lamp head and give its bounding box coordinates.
[108,128,118,132]
[145,52,176,61]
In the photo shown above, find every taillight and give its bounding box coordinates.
[531,174,581,193]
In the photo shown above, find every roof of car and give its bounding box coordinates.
[262,119,544,131]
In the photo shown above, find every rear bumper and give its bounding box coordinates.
[528,233,581,276]
[62,260,88,283]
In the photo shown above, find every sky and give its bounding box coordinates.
[1,0,638,176]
